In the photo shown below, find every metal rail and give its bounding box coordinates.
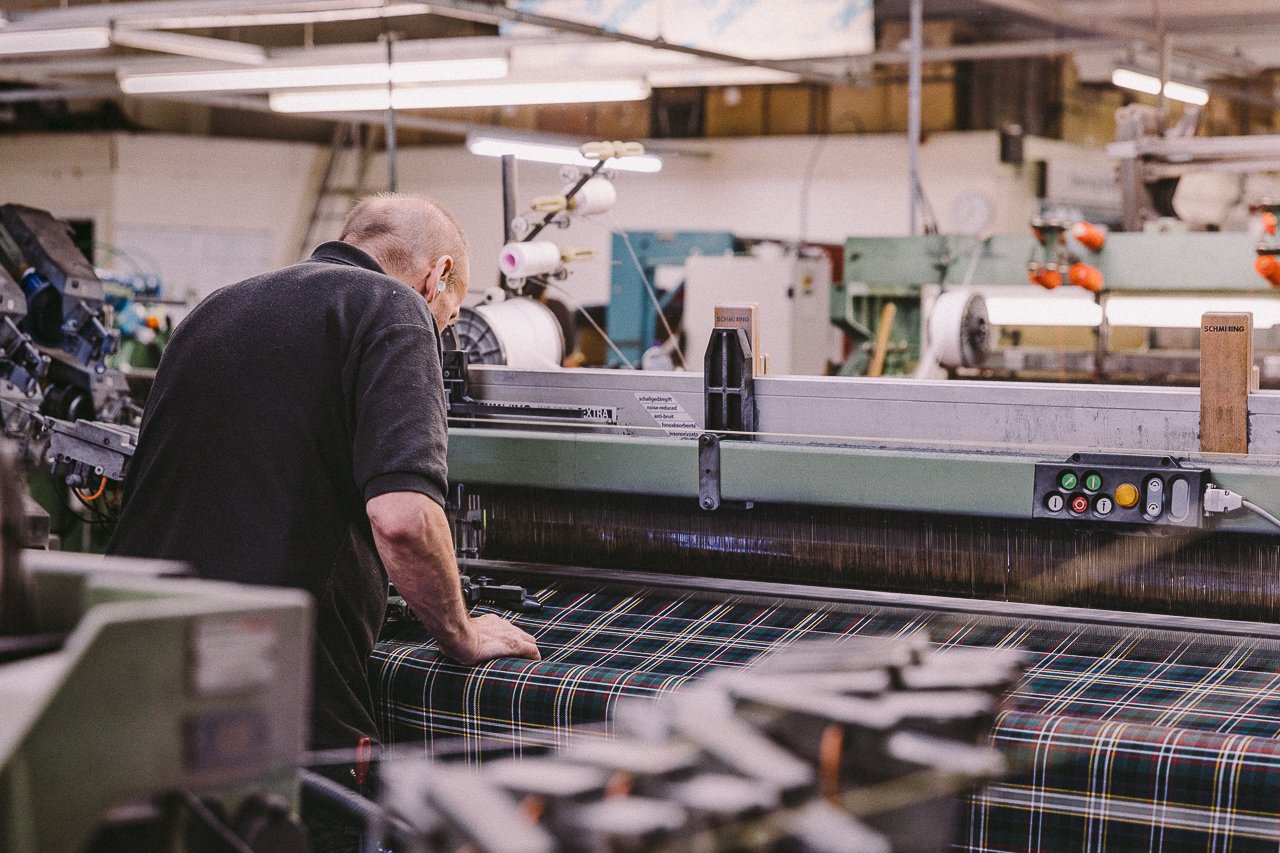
[466,558,1280,645]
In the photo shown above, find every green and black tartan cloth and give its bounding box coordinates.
[371,580,1280,852]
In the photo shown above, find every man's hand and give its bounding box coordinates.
[368,491,543,667]
[442,613,541,666]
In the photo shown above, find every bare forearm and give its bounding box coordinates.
[368,493,475,657]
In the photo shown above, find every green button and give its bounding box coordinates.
[1058,471,1079,490]
[1084,472,1103,492]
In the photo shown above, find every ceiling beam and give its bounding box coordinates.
[1056,0,1266,20]
[419,0,850,86]
[109,30,267,65]
[3,0,402,29]
[971,0,1257,77]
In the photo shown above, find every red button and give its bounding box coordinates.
[1070,495,1089,514]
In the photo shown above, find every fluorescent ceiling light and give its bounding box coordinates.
[1162,80,1210,107]
[270,78,650,113]
[1112,68,1209,106]
[121,57,509,95]
[468,135,662,173]
[0,27,110,56]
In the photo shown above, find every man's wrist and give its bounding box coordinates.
[434,617,478,663]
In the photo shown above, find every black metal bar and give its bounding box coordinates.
[460,558,1280,644]
[523,159,606,243]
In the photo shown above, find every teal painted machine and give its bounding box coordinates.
[606,231,737,367]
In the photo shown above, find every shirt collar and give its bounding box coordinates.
[309,241,386,275]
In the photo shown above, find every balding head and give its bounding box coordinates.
[341,193,469,289]
[341,193,470,328]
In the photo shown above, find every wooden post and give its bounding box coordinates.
[868,302,897,378]
[1200,312,1252,454]
[713,303,764,376]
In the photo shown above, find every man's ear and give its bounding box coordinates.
[424,255,454,302]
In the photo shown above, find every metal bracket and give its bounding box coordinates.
[698,432,721,511]
[700,327,757,511]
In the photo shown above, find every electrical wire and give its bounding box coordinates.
[539,279,637,369]
[75,476,107,502]
[1243,499,1280,531]
[72,489,116,526]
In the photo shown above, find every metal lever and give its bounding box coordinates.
[461,574,543,613]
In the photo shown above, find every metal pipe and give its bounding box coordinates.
[907,0,923,237]
[382,28,397,193]
[500,154,517,293]
[1156,6,1170,132]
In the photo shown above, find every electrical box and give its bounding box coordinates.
[684,254,831,376]
[1032,453,1208,528]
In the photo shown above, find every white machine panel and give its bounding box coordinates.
[684,255,831,376]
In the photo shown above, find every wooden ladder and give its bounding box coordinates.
[297,122,376,259]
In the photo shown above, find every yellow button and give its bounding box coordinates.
[1115,483,1140,508]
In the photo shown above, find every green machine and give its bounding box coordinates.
[833,231,1275,381]
[0,551,311,853]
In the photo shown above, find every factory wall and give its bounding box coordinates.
[0,133,323,303]
[0,134,117,256]
[0,130,1112,309]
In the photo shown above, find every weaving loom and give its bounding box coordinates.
[373,335,1280,850]
[375,566,1280,851]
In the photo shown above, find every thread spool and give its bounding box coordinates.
[499,241,561,279]
[566,177,617,216]
[929,289,989,369]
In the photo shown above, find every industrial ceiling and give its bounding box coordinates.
[3,0,1280,143]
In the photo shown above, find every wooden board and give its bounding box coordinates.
[713,302,765,376]
[1200,312,1253,454]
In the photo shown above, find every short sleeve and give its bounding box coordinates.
[351,310,448,507]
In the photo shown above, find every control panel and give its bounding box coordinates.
[1032,453,1208,528]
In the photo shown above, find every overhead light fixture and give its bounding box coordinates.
[467,135,663,173]
[270,78,650,113]
[1112,68,1209,106]
[115,3,429,31]
[0,27,110,56]
[121,57,509,95]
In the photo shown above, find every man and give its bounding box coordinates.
[108,193,539,847]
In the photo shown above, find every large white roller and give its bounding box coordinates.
[928,289,990,369]
[454,297,565,369]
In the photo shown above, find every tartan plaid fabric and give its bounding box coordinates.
[370,579,1280,850]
